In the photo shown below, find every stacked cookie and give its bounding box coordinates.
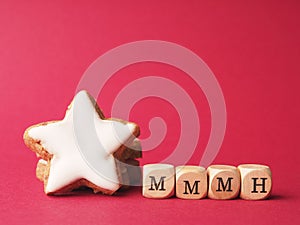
[23,91,142,195]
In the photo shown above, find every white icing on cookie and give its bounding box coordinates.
[38,159,47,165]
[28,90,137,194]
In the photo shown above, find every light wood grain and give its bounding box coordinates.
[143,164,175,199]
[176,165,207,199]
[207,165,240,200]
[238,164,272,200]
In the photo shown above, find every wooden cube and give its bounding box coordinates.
[176,166,207,199]
[238,164,272,200]
[207,165,240,200]
[142,164,175,199]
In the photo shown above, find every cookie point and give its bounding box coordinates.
[75,90,90,99]
[127,122,136,133]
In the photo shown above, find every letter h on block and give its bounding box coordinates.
[143,164,175,199]
[238,164,272,200]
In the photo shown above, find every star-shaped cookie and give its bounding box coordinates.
[23,90,141,195]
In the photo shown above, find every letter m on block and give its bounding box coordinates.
[216,177,233,192]
[183,180,200,195]
[148,176,166,191]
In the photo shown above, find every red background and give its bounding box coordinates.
[0,0,299,224]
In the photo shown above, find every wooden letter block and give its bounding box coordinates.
[238,164,272,200]
[207,165,240,200]
[143,164,175,199]
[176,166,207,199]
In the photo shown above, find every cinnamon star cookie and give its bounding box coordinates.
[24,90,141,195]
